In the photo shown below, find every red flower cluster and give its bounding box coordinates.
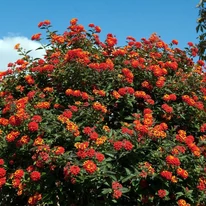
[13,169,24,179]
[113,139,133,151]
[118,87,135,96]
[161,103,173,113]
[30,171,41,181]
[162,94,177,101]
[197,177,206,191]
[0,159,4,165]
[112,181,123,199]
[28,121,39,132]
[38,20,50,28]
[121,126,134,136]
[157,189,167,198]
[160,170,172,180]
[95,152,105,162]
[31,115,42,123]
[0,168,6,178]
[53,146,65,155]
[69,165,81,176]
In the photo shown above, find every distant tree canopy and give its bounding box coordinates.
[196,0,206,60]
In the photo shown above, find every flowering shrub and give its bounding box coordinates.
[0,18,205,206]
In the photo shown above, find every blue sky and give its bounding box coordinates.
[0,0,201,70]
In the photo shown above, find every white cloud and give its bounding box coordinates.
[0,36,45,71]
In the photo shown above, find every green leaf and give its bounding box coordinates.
[125,168,132,175]
[124,115,133,120]
[121,175,134,183]
[121,187,130,193]
[101,188,112,194]
[196,24,200,33]
[35,46,44,50]
[175,192,184,199]
[74,136,82,141]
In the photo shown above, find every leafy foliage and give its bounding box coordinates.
[196,0,206,60]
[0,19,205,206]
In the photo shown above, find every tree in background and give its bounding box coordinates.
[196,0,206,60]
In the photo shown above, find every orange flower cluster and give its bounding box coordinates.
[6,131,20,142]
[88,58,114,71]
[95,136,107,146]
[28,193,42,205]
[106,33,117,47]
[33,136,44,146]
[93,89,106,97]
[38,20,50,28]
[121,68,134,84]
[182,94,204,110]
[74,141,89,150]
[176,130,187,142]
[66,120,80,137]
[143,108,153,126]
[16,135,30,147]
[65,88,90,100]
[31,33,41,41]
[186,139,201,157]
[0,117,9,126]
[51,34,65,44]
[171,145,186,155]
[139,162,155,178]
[83,160,97,174]
[166,155,181,166]
[162,93,177,101]
[25,75,35,85]
[12,169,25,195]
[34,101,50,109]
[93,102,107,113]
[134,90,154,104]
[65,48,90,65]
[176,168,188,179]
[177,199,191,206]
[149,123,167,139]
